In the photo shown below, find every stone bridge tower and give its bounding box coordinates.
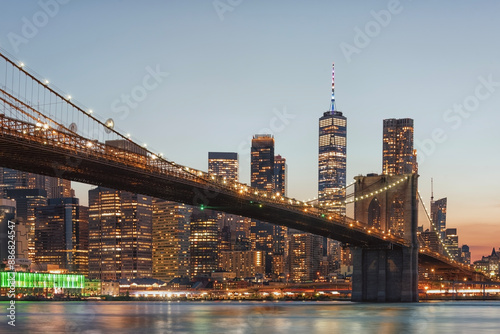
[351,173,419,302]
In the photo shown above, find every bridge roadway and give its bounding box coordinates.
[0,113,480,277]
[0,113,403,248]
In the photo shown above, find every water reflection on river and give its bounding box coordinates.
[2,300,499,333]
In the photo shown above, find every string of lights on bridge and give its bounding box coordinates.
[4,56,477,270]
[6,57,413,247]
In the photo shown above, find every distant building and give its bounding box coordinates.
[445,228,459,260]
[0,199,16,264]
[0,168,42,197]
[318,64,346,270]
[0,272,85,297]
[208,152,239,181]
[0,167,72,199]
[420,229,444,254]
[6,189,47,261]
[219,250,264,278]
[273,155,287,196]
[88,187,152,280]
[431,198,447,240]
[250,135,287,276]
[382,118,417,175]
[287,232,322,282]
[189,209,219,278]
[251,135,275,193]
[318,111,347,214]
[474,248,500,278]
[461,245,471,264]
[152,200,191,281]
[34,198,88,275]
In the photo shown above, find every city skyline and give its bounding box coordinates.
[0,1,499,260]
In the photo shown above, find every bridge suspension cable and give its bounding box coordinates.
[0,49,411,249]
[417,191,456,261]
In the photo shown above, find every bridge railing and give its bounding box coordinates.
[0,49,411,247]
[1,109,411,247]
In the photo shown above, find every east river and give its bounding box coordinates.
[1,300,499,333]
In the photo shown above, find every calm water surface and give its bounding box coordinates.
[1,300,499,333]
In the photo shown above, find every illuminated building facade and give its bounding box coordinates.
[208,152,239,181]
[250,135,287,275]
[34,198,88,276]
[287,232,322,282]
[88,187,152,280]
[318,111,347,213]
[0,272,85,296]
[219,250,264,278]
[445,228,459,260]
[189,209,219,278]
[474,248,500,278]
[152,199,192,281]
[273,155,286,196]
[251,135,275,192]
[0,168,42,197]
[0,167,72,199]
[461,245,471,264]
[318,64,346,270]
[431,197,447,239]
[318,63,346,214]
[6,189,47,261]
[382,118,417,175]
[208,153,254,273]
[0,199,16,263]
[420,229,444,254]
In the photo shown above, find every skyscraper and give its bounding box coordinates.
[88,187,152,280]
[318,63,347,214]
[317,63,346,271]
[273,155,286,196]
[190,209,219,278]
[6,189,47,262]
[251,135,275,275]
[208,152,239,181]
[152,200,192,281]
[250,135,287,276]
[251,135,275,193]
[461,245,471,264]
[34,198,88,275]
[0,167,72,199]
[445,228,459,260]
[382,118,417,175]
[431,197,447,240]
[287,232,323,282]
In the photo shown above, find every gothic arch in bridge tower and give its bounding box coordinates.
[367,197,381,229]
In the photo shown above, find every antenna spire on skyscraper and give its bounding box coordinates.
[330,62,336,112]
[431,177,434,205]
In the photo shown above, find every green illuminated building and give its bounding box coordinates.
[0,272,85,296]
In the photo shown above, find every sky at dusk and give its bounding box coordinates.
[1,0,499,261]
